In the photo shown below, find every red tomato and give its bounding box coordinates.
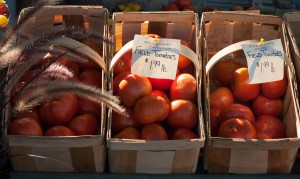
[76,97,102,119]
[175,0,192,10]
[57,57,80,77]
[254,115,285,139]
[218,103,255,128]
[170,73,197,103]
[148,90,171,104]
[252,94,283,117]
[77,59,101,71]
[180,63,194,76]
[210,108,221,137]
[11,81,30,105]
[261,74,288,99]
[111,107,140,135]
[167,99,198,129]
[232,67,260,102]
[13,108,41,125]
[213,59,245,87]
[19,69,38,82]
[78,69,102,88]
[218,118,256,139]
[118,73,152,107]
[141,123,168,140]
[178,40,192,70]
[67,113,98,135]
[44,125,75,136]
[114,127,140,139]
[8,117,43,136]
[256,132,272,139]
[148,69,180,91]
[113,50,132,76]
[209,87,235,110]
[134,95,169,125]
[39,93,78,126]
[171,128,197,140]
[113,71,131,95]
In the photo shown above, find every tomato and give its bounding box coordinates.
[67,113,98,135]
[232,67,260,102]
[111,107,140,135]
[218,118,256,139]
[114,127,140,139]
[178,40,192,70]
[171,128,197,140]
[39,93,78,126]
[141,123,168,140]
[209,87,234,110]
[44,125,75,136]
[252,94,283,117]
[256,132,272,139]
[261,74,288,99]
[180,63,194,76]
[213,59,244,87]
[57,57,80,77]
[175,0,192,10]
[77,59,101,71]
[134,95,169,125]
[118,73,152,107]
[8,117,43,136]
[19,69,38,82]
[113,71,131,95]
[167,99,198,129]
[76,97,102,119]
[148,90,171,104]
[148,69,180,91]
[113,50,132,76]
[254,115,285,139]
[78,69,102,88]
[11,81,30,105]
[210,108,221,137]
[218,103,255,128]
[13,108,41,125]
[170,73,197,103]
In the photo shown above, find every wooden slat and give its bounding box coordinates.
[172,149,199,173]
[113,12,196,23]
[9,146,37,171]
[8,135,104,148]
[207,147,230,173]
[203,12,282,25]
[108,150,137,173]
[267,149,291,173]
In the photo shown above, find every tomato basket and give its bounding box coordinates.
[3,6,109,172]
[201,11,300,174]
[106,11,205,174]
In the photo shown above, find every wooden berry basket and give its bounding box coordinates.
[106,11,205,174]
[4,6,109,172]
[201,11,300,174]
[283,12,300,89]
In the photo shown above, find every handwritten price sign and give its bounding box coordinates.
[131,34,180,80]
[242,39,285,84]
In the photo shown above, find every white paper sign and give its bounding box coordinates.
[131,34,180,80]
[242,39,285,84]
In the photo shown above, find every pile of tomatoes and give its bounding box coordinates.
[209,59,287,139]
[111,35,199,140]
[8,53,103,137]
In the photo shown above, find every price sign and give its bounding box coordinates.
[242,39,285,84]
[131,34,180,80]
